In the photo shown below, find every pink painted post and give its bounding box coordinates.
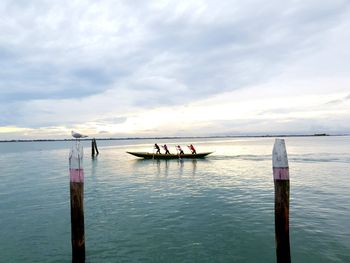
[273,139,291,263]
[69,142,85,262]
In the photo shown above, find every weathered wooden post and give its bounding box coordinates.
[273,139,291,263]
[69,141,85,262]
[91,139,95,157]
[91,138,99,157]
[93,138,99,155]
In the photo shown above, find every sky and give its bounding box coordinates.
[0,0,350,140]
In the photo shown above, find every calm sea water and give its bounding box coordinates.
[0,136,349,262]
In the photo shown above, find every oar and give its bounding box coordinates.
[187,145,192,154]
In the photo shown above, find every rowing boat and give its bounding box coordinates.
[127,151,213,159]
[127,152,213,159]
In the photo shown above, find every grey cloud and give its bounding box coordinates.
[71,67,114,86]
[326,94,350,105]
[200,116,350,136]
[0,62,122,102]
[326,99,343,105]
[96,117,127,124]
[0,0,349,129]
[133,1,349,99]
[258,108,297,115]
[0,47,16,61]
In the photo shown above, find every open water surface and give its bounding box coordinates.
[0,136,349,262]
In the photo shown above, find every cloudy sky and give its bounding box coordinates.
[0,0,350,139]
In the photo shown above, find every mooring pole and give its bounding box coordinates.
[273,139,291,263]
[91,139,95,157]
[69,141,85,262]
[93,138,99,155]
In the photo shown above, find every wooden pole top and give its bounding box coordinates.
[273,139,289,180]
[273,139,289,168]
[69,142,84,183]
[69,142,84,170]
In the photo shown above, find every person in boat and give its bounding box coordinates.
[162,144,170,154]
[188,144,197,154]
[154,143,161,154]
[176,145,184,154]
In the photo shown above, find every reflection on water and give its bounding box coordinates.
[132,158,204,178]
[91,156,98,178]
[192,159,197,176]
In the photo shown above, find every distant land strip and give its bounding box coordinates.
[1,133,348,143]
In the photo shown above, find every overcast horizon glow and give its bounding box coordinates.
[1,0,350,140]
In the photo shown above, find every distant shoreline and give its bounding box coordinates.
[1,133,348,143]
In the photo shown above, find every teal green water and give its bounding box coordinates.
[0,137,349,262]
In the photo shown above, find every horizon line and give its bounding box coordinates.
[1,133,348,143]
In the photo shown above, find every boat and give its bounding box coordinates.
[127,151,213,159]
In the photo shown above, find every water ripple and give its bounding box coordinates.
[0,137,349,262]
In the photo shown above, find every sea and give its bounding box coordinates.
[0,136,349,263]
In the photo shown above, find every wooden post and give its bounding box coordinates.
[91,138,99,157]
[93,139,99,155]
[69,142,85,262]
[91,139,95,157]
[273,139,291,263]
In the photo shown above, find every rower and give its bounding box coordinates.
[162,144,170,154]
[154,143,161,154]
[176,145,184,154]
[188,144,197,154]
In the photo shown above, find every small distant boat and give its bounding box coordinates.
[127,151,213,159]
